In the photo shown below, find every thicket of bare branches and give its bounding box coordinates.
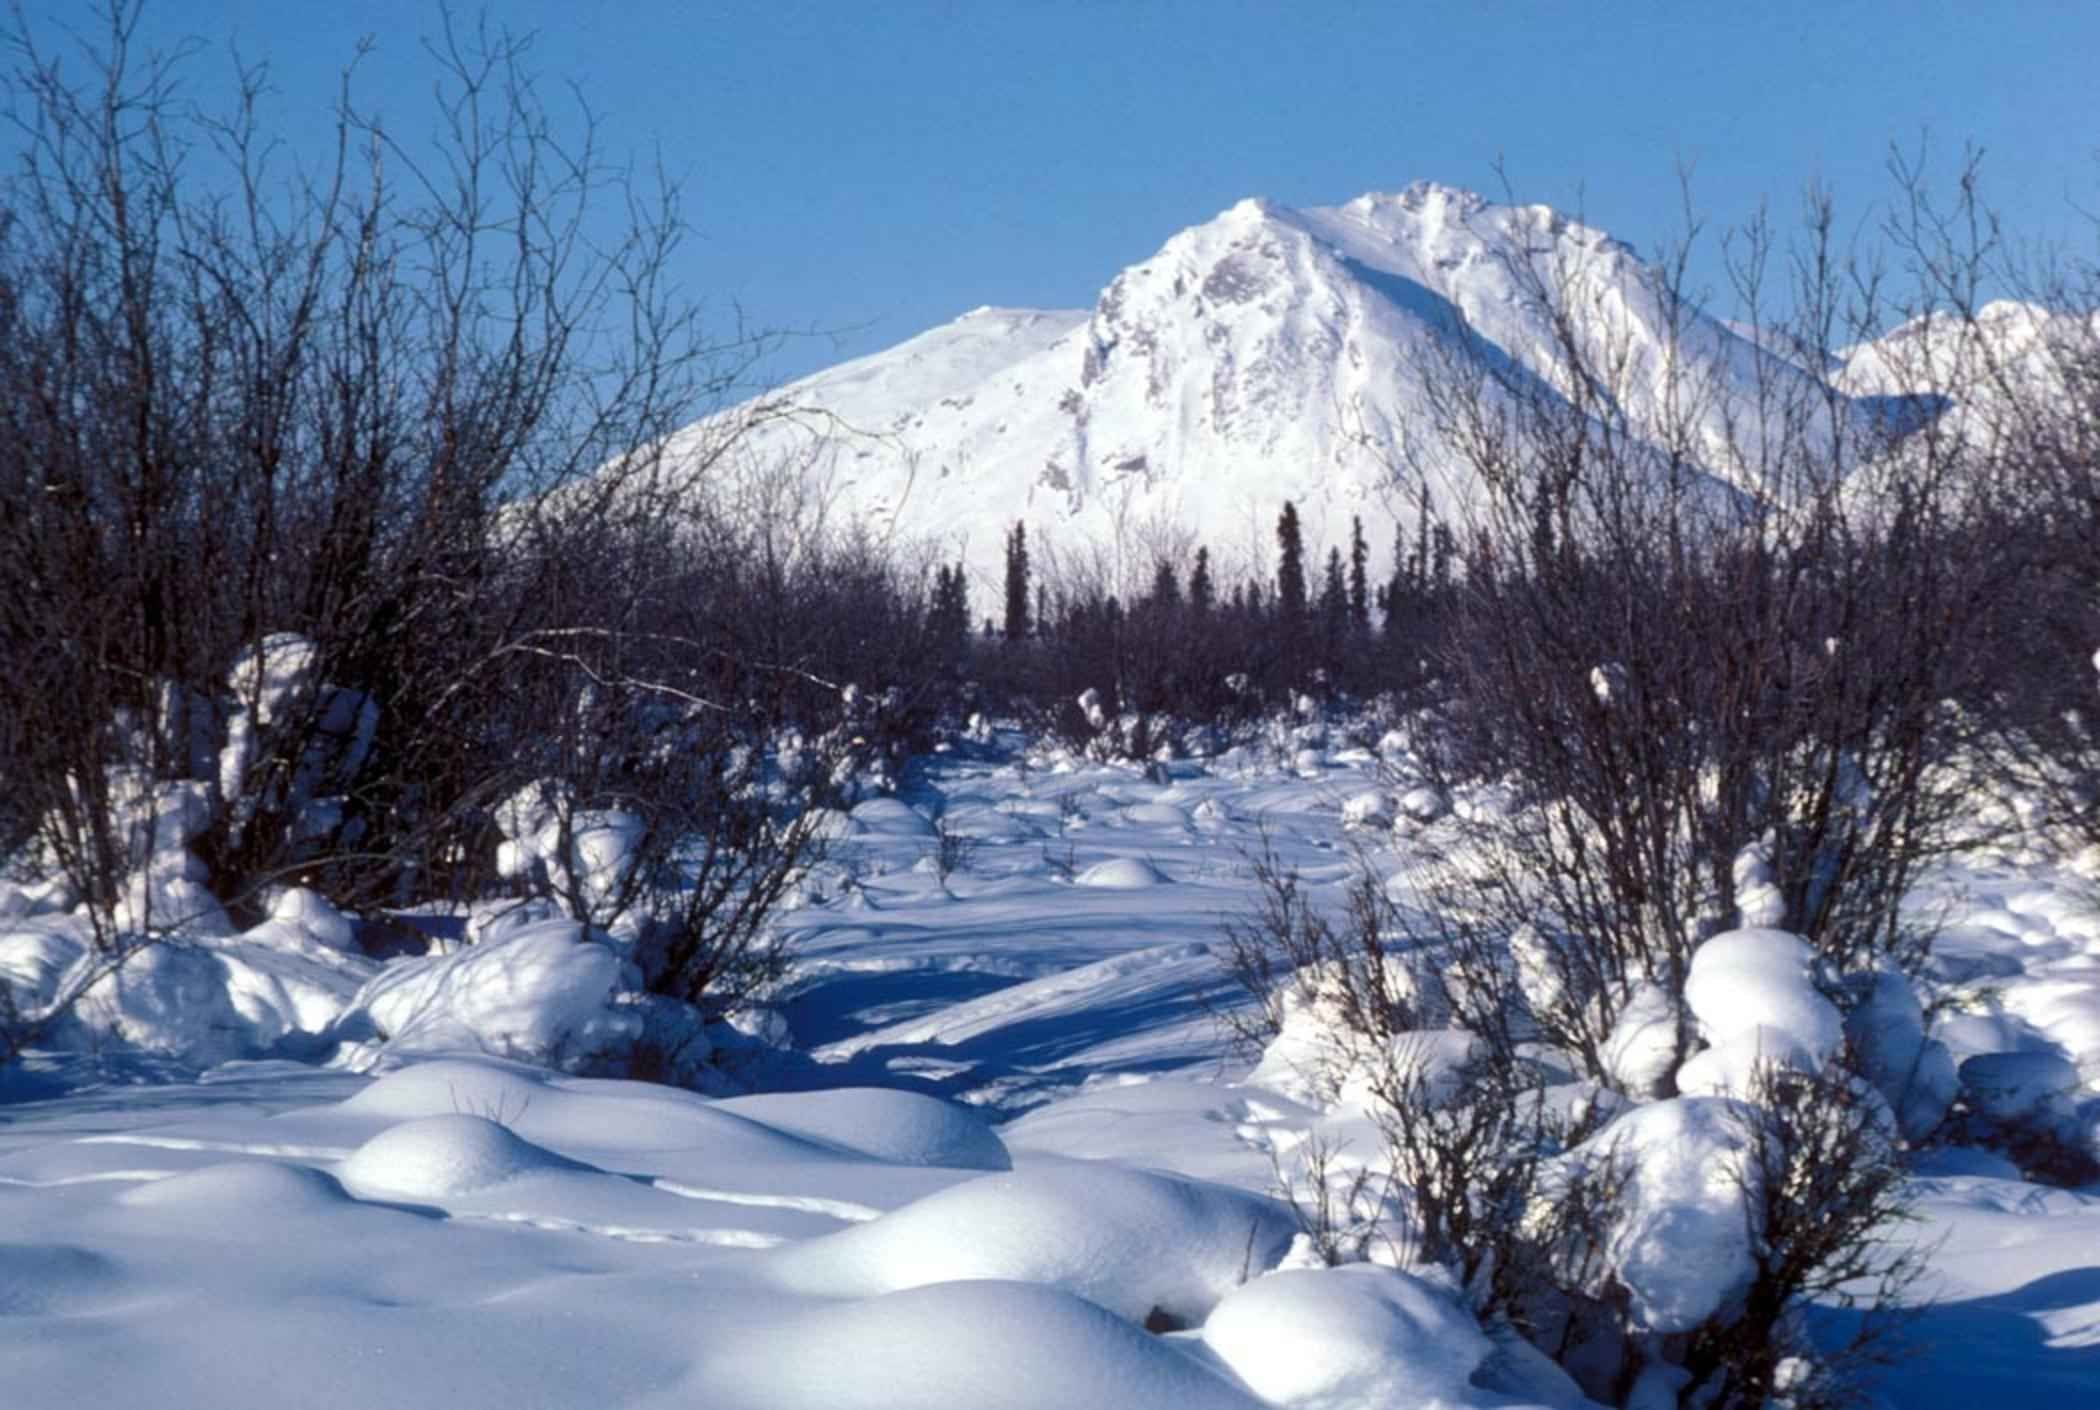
[1215,162,2088,1409]
[0,3,959,1055]
[1378,170,2027,1103]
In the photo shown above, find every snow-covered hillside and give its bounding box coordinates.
[1838,298,2100,447]
[671,182,1849,590]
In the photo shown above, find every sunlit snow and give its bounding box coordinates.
[4,727,2099,1407]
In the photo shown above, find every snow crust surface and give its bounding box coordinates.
[4,726,2099,1407]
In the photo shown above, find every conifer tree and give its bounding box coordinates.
[1003,522,1031,642]
[1385,523,1409,636]
[930,563,970,660]
[1276,502,1307,621]
[1320,546,1348,654]
[1150,558,1182,609]
[1348,515,1370,634]
[1189,546,1215,617]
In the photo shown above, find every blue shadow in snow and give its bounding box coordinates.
[1806,1265,2100,1406]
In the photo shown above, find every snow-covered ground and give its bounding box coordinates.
[4,730,2099,1407]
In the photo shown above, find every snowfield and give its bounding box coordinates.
[4,729,2100,1407]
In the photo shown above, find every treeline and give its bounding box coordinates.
[925,500,1461,742]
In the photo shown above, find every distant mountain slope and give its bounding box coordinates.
[668,182,1861,593]
[1836,299,2100,449]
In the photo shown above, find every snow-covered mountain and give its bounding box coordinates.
[669,183,1851,593]
[1836,298,2100,451]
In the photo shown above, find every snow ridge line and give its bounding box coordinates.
[452,1209,784,1248]
[77,1133,355,1160]
[651,1178,882,1222]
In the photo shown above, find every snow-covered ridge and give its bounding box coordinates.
[664,180,1848,591]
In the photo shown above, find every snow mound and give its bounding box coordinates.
[1682,927,1842,1080]
[761,1162,1293,1325]
[339,1056,556,1123]
[0,916,87,1010]
[1845,971,1958,1140]
[1676,1024,1822,1098]
[1601,981,1682,1097]
[701,1279,1266,1410]
[1119,802,1192,831]
[339,1113,579,1197]
[849,798,936,836]
[206,937,376,1047]
[1202,1264,1493,1407]
[340,918,641,1070]
[340,1058,851,1164]
[1341,789,1392,829]
[491,792,645,918]
[6,909,371,1066]
[1076,857,1172,889]
[0,1243,120,1316]
[1333,1029,1482,1112]
[805,807,863,841]
[263,886,359,951]
[1248,957,1461,1109]
[714,1087,1011,1170]
[118,1159,352,1213]
[1959,1050,2079,1122]
[64,941,258,1066]
[1394,785,1448,824]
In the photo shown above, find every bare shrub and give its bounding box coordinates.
[0,3,946,1062]
[927,814,979,884]
[1376,176,2015,1096]
[1220,854,1926,1410]
[1268,1129,1409,1269]
[1678,1060,1928,1410]
[1215,842,1428,1059]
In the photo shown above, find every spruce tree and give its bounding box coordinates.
[1003,522,1031,642]
[1320,546,1348,652]
[1276,502,1307,621]
[1348,516,1370,633]
[1150,558,1182,609]
[1189,547,1215,617]
[930,564,970,660]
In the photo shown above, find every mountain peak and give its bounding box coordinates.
[1342,181,1491,222]
[672,181,1845,594]
[1220,194,1282,223]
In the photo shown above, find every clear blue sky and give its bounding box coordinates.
[21,1,2100,385]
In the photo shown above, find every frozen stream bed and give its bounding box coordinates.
[4,735,2099,1407]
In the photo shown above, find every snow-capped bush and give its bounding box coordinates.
[1341,789,1393,830]
[1393,783,1449,825]
[1677,927,1844,1094]
[1843,971,1958,1141]
[1544,1095,1761,1335]
[339,917,642,1074]
[1946,1048,2098,1183]
[1222,839,1930,1410]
